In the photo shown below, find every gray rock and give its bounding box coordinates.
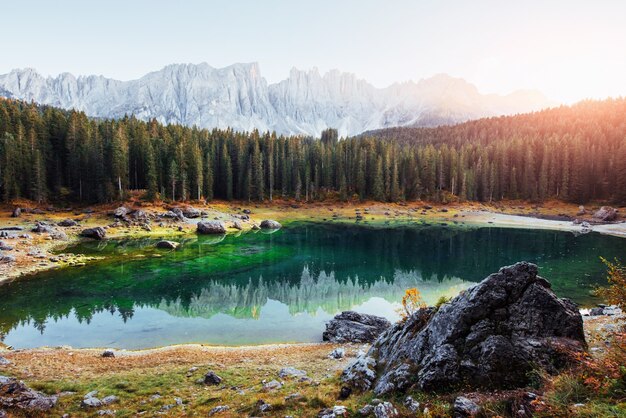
[80,227,106,240]
[231,220,242,230]
[453,396,480,417]
[0,409,6,418]
[357,405,374,416]
[0,242,13,251]
[81,396,103,408]
[593,206,618,222]
[113,206,129,218]
[256,399,272,413]
[0,255,15,264]
[97,410,114,416]
[182,207,201,218]
[404,396,420,412]
[208,405,229,415]
[262,380,283,390]
[342,262,586,394]
[0,376,56,412]
[323,311,391,343]
[11,208,21,218]
[155,240,179,249]
[329,348,346,359]
[31,223,54,234]
[589,307,604,316]
[58,219,78,227]
[203,371,223,385]
[197,221,226,234]
[373,402,398,418]
[278,367,307,379]
[101,395,119,405]
[101,349,115,358]
[0,357,10,366]
[260,219,282,229]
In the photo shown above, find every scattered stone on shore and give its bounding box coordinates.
[255,399,272,413]
[208,405,229,415]
[113,206,130,218]
[203,371,222,385]
[231,220,243,230]
[323,311,391,344]
[182,207,201,218]
[342,262,586,394]
[453,396,480,417]
[404,396,420,412]
[57,219,78,227]
[197,221,226,234]
[278,367,307,379]
[329,348,346,359]
[593,206,618,222]
[262,380,283,390]
[0,375,57,412]
[156,240,179,249]
[11,208,21,218]
[80,227,107,240]
[373,401,398,417]
[31,222,54,234]
[0,357,10,366]
[318,405,348,417]
[101,349,115,358]
[585,305,622,316]
[577,205,586,216]
[0,242,13,251]
[260,219,282,229]
[0,255,16,264]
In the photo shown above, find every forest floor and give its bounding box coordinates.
[0,197,624,283]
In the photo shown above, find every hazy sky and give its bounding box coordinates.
[2,0,625,103]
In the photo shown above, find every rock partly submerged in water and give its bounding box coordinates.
[156,240,179,249]
[196,221,226,235]
[323,311,391,343]
[341,262,586,395]
[260,219,281,229]
[0,375,57,412]
[80,227,107,240]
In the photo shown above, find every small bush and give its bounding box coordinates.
[595,257,626,309]
[398,288,426,319]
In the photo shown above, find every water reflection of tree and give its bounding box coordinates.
[157,266,470,319]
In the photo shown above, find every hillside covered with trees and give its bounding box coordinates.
[0,97,625,205]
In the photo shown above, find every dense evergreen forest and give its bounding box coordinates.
[0,97,625,205]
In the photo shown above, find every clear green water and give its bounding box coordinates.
[0,223,624,349]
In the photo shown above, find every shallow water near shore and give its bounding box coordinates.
[0,223,624,349]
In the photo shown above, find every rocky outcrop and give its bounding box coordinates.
[593,206,618,222]
[323,311,391,343]
[341,262,586,394]
[197,221,226,234]
[0,375,57,412]
[260,219,282,229]
[80,227,107,240]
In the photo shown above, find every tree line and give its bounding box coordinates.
[0,97,625,204]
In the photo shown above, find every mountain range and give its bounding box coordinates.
[0,63,556,137]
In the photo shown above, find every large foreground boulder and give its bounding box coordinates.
[593,206,618,222]
[323,311,391,343]
[197,221,226,234]
[341,262,586,395]
[0,375,57,412]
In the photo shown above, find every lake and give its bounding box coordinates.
[1,223,624,349]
